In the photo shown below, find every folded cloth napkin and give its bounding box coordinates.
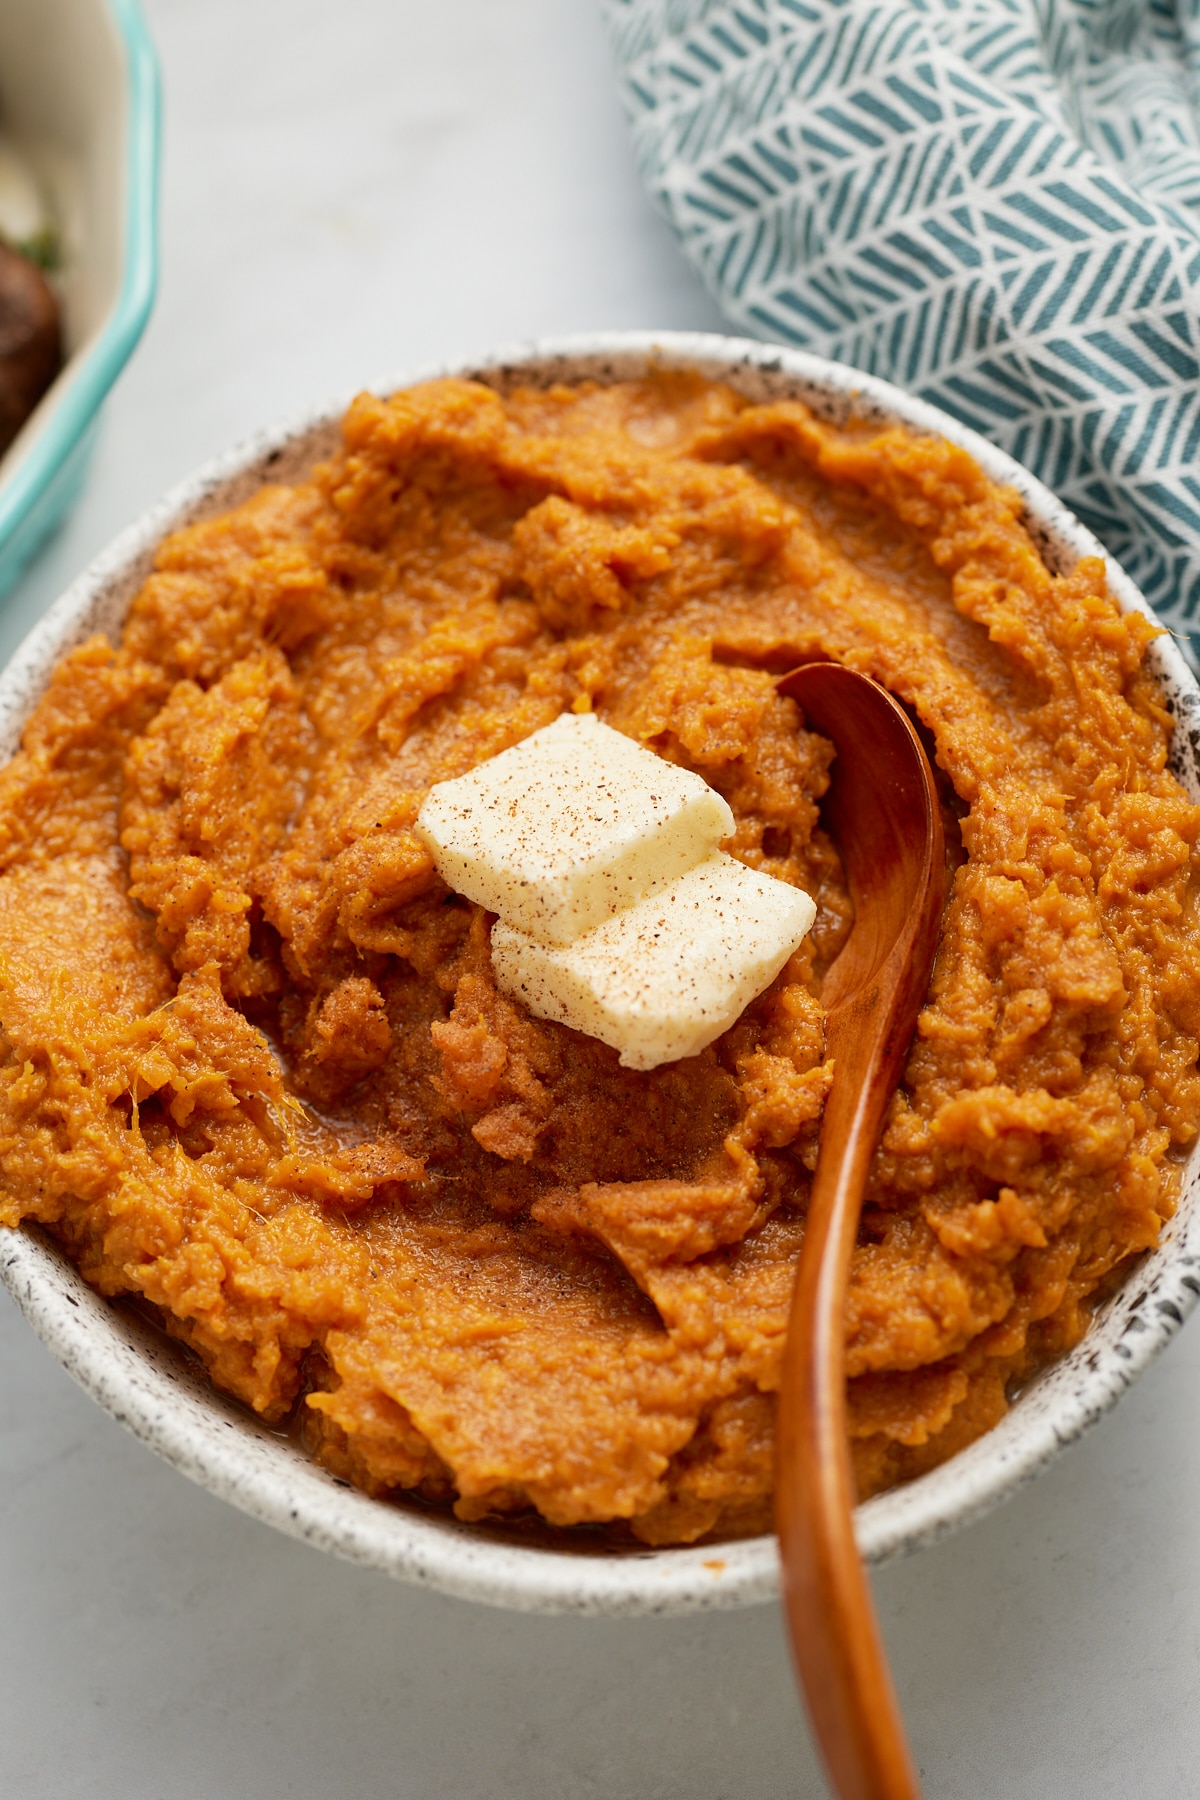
[605,0,1200,638]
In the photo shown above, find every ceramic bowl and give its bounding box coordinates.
[0,0,159,595]
[2,331,1198,1616]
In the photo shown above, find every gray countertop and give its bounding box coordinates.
[2,4,1199,1795]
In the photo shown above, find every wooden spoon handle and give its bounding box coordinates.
[776,1036,922,1800]
[772,661,943,1799]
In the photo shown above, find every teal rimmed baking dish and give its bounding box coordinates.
[0,0,159,596]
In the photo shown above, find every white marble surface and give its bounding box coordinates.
[2,3,1200,1794]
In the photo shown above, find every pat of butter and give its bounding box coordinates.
[490,853,816,1070]
[415,712,735,945]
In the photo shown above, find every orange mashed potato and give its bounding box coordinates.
[1,372,1198,1546]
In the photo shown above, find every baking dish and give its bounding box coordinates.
[0,0,159,595]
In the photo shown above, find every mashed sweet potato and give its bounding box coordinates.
[1,371,1197,1545]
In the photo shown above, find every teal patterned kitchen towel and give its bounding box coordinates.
[604,0,1200,633]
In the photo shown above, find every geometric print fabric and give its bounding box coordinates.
[605,0,1200,638]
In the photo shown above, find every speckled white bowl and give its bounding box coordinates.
[2,332,1198,1616]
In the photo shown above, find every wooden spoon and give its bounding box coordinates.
[773,663,945,1800]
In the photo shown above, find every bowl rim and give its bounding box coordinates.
[2,327,1199,1617]
[0,0,161,577]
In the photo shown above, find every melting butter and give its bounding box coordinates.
[416,712,815,1069]
[491,852,816,1069]
[415,712,733,945]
